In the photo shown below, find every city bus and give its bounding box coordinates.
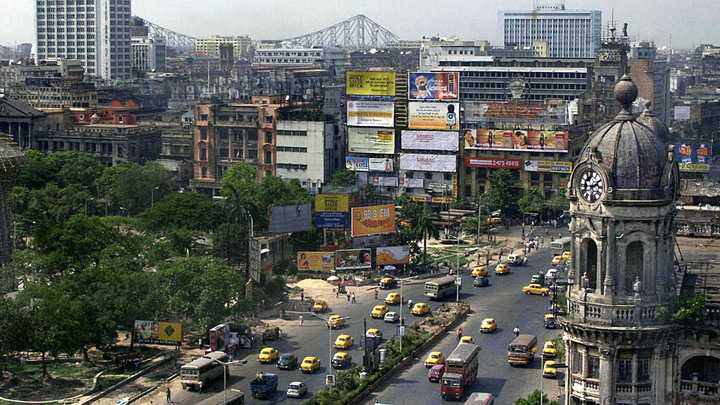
[180,351,228,391]
[424,276,458,300]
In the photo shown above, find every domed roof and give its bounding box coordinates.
[638,101,671,143]
[578,75,670,195]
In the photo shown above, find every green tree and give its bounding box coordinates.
[461,214,490,243]
[141,192,218,232]
[329,168,357,187]
[486,169,520,218]
[545,191,570,217]
[518,187,546,215]
[515,390,560,405]
[97,162,174,215]
[414,204,439,259]
[17,150,104,191]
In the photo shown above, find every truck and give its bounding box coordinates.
[249,373,278,399]
[441,342,480,401]
[507,334,537,367]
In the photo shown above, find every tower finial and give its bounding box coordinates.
[614,75,638,117]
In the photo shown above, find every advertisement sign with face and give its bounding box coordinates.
[408,102,461,130]
[376,246,411,265]
[465,128,569,153]
[297,251,335,271]
[335,249,373,271]
[672,143,711,172]
[408,72,460,101]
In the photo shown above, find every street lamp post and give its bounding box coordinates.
[456,230,461,303]
[151,186,160,208]
[212,359,241,405]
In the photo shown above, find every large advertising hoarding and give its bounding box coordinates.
[399,153,457,173]
[673,143,711,172]
[371,176,399,187]
[464,129,569,153]
[297,251,335,272]
[674,106,691,122]
[351,204,397,237]
[408,102,461,130]
[401,130,459,151]
[408,72,460,101]
[346,71,396,96]
[347,100,395,128]
[523,160,573,174]
[464,156,523,170]
[463,101,568,125]
[335,249,372,271]
[315,212,350,229]
[376,246,411,265]
[400,177,424,188]
[345,156,394,172]
[315,194,350,212]
[269,204,312,234]
[134,321,183,345]
[348,127,395,154]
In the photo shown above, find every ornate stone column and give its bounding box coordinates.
[599,346,616,403]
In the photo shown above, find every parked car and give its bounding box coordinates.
[384,311,400,323]
[286,381,307,398]
[543,341,558,359]
[277,353,298,370]
[332,352,352,369]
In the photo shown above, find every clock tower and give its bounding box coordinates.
[562,75,679,405]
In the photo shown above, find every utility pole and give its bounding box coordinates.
[456,230,461,303]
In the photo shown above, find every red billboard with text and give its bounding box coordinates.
[464,156,522,170]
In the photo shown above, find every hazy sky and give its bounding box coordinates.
[1,0,718,49]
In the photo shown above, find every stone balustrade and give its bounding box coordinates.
[566,298,668,326]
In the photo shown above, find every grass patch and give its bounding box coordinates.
[1,361,103,402]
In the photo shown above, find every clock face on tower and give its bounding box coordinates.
[579,170,605,203]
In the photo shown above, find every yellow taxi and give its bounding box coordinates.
[551,255,563,266]
[326,313,345,329]
[562,251,572,262]
[543,360,558,378]
[522,283,550,296]
[379,276,397,289]
[480,318,497,333]
[543,341,558,359]
[411,302,431,316]
[312,299,328,313]
[257,347,279,363]
[495,263,511,275]
[471,266,488,278]
[460,335,474,343]
[371,304,389,319]
[385,292,401,305]
[334,334,353,349]
[332,352,351,369]
[366,328,383,338]
[301,356,321,373]
[424,351,445,368]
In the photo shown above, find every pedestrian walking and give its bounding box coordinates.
[165,387,171,404]
[457,327,463,341]
[374,289,379,300]
[513,326,520,337]
[300,290,304,301]
[299,314,303,326]
[351,292,356,304]
[347,292,350,302]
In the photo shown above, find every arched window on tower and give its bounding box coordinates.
[581,238,598,290]
[625,241,644,295]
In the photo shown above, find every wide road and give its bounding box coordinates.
[364,247,565,405]
[171,272,453,404]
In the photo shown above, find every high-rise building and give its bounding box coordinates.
[630,41,671,124]
[194,35,253,59]
[498,1,602,59]
[35,0,132,80]
[131,37,166,73]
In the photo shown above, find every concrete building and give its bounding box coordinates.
[131,36,166,74]
[629,42,672,124]
[0,59,84,90]
[253,48,323,67]
[35,0,132,80]
[419,38,490,69]
[499,1,602,59]
[194,35,253,59]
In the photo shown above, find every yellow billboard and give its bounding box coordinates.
[133,320,183,345]
[346,71,396,96]
[315,194,350,212]
[351,204,396,237]
[297,252,335,272]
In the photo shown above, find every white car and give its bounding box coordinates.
[546,268,559,280]
[287,381,307,398]
[384,311,400,323]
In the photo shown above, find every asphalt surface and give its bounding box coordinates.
[363,247,565,405]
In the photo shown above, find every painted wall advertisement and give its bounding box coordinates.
[401,130,459,151]
[376,246,411,265]
[346,71,396,96]
[347,100,395,128]
[399,153,457,173]
[408,72,460,101]
[464,128,569,153]
[133,320,183,346]
[351,204,397,237]
[672,143,711,172]
[314,212,350,229]
[408,102,461,130]
[315,194,350,212]
[297,251,335,272]
[523,160,573,174]
[335,249,372,271]
[345,156,395,172]
[464,156,523,170]
[348,127,396,154]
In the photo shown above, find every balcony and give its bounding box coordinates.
[566,298,668,327]
[571,376,600,399]
[616,382,653,397]
[680,380,720,403]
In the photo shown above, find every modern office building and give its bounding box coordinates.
[194,35,253,59]
[35,0,132,80]
[131,36,166,73]
[498,1,602,59]
[253,48,323,67]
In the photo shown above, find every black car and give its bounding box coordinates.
[277,353,298,370]
[473,276,490,287]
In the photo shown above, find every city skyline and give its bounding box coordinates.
[1,0,719,50]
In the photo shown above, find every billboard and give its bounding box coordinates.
[351,204,397,237]
[315,212,350,229]
[408,102,460,130]
[464,156,523,170]
[269,204,312,234]
[134,320,183,346]
[371,176,399,187]
[465,129,569,153]
[673,143,711,173]
[348,127,395,154]
[297,251,335,272]
[345,156,394,172]
[376,246,411,265]
[346,71,396,96]
[463,101,568,125]
[408,72,460,101]
[335,249,372,271]
[347,100,395,128]
[523,160,573,174]
[315,194,349,212]
[674,106,691,122]
[400,177,424,188]
[399,153,457,173]
[401,130,459,151]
